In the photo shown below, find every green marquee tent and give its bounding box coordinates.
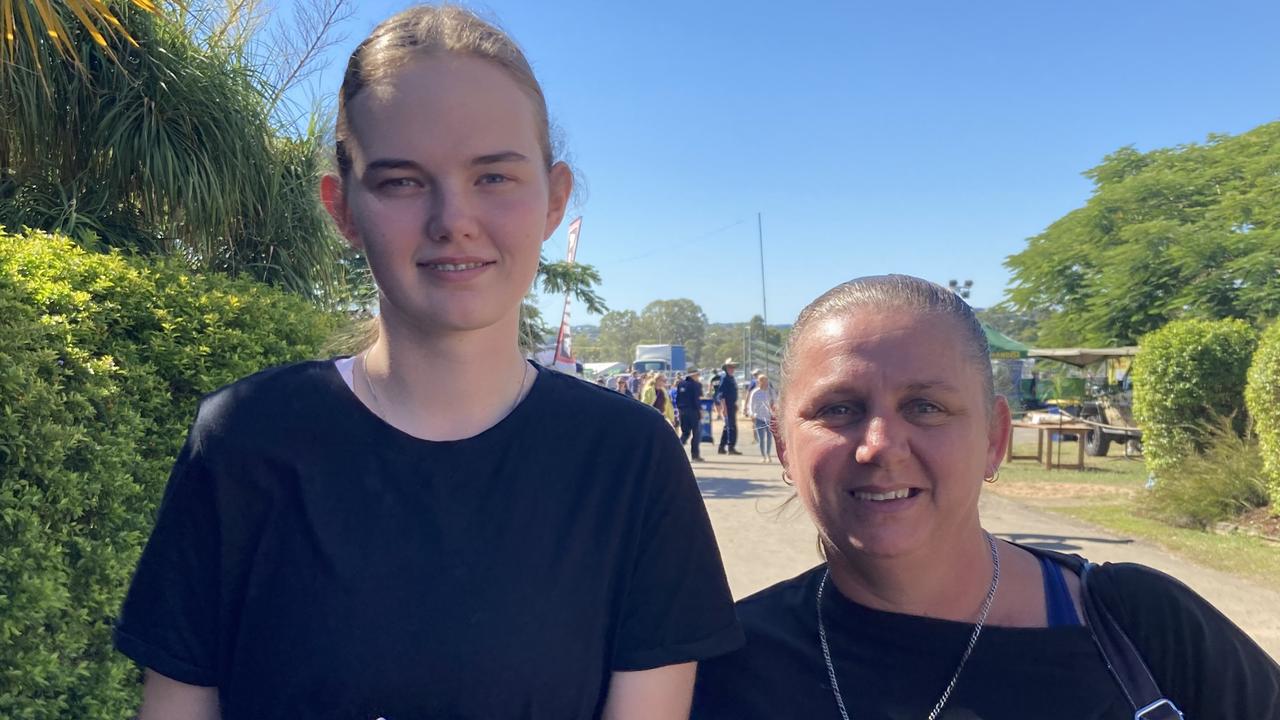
[983,323,1030,360]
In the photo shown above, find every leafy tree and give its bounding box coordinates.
[588,309,642,362]
[518,258,606,352]
[0,1,156,73]
[743,314,785,371]
[747,314,783,348]
[976,304,1040,345]
[1004,123,1280,346]
[1,1,353,305]
[702,323,745,369]
[637,299,708,361]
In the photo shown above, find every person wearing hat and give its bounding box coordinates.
[676,368,706,461]
[716,359,743,455]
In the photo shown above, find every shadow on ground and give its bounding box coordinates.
[995,532,1134,552]
[697,475,791,500]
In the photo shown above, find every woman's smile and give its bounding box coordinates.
[417,255,498,282]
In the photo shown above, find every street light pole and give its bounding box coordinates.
[948,278,974,300]
[757,212,769,377]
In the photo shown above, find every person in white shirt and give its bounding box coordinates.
[746,375,777,463]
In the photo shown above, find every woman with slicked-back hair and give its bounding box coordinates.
[694,274,1279,719]
[115,6,741,718]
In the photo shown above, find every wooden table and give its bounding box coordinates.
[1007,420,1094,470]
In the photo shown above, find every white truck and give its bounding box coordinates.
[633,344,687,376]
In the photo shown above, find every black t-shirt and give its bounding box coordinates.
[676,377,703,411]
[693,560,1280,720]
[115,360,743,719]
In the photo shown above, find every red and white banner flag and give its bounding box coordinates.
[552,217,582,371]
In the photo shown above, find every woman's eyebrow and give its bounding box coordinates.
[365,158,423,173]
[472,151,528,165]
[362,153,527,173]
[902,380,961,394]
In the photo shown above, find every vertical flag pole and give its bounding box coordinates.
[757,212,769,378]
[552,217,583,373]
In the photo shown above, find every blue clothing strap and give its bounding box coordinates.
[1039,555,1083,627]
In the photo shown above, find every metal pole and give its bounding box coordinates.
[757,212,769,378]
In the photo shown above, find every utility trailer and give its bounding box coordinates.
[1027,347,1143,457]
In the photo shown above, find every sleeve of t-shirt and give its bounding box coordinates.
[611,423,744,671]
[1097,562,1280,718]
[113,422,221,687]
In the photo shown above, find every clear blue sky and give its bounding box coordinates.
[308,0,1280,325]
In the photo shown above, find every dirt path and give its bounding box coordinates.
[693,415,1280,660]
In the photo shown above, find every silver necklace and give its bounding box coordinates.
[360,350,531,422]
[816,531,1001,720]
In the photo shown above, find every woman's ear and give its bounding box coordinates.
[987,395,1012,472]
[542,162,574,240]
[320,173,363,250]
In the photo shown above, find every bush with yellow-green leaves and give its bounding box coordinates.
[1132,318,1258,480]
[1246,321,1280,511]
[0,228,337,718]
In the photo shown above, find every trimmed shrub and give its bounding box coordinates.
[0,229,338,719]
[1246,320,1280,510]
[1132,318,1258,479]
[1148,415,1269,528]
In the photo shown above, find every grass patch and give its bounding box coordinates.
[1001,443,1148,487]
[1148,416,1269,529]
[996,439,1279,593]
[1057,504,1280,593]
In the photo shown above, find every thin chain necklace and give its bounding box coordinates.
[816,531,1001,720]
[360,350,531,423]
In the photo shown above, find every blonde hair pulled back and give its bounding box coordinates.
[334,4,555,179]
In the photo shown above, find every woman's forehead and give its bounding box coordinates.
[792,312,973,385]
[810,310,959,347]
[346,55,542,163]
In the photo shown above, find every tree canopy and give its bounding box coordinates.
[1,1,355,305]
[577,299,709,363]
[1004,122,1280,346]
[636,299,708,360]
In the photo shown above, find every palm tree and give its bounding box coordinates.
[1,1,160,71]
[1,1,355,305]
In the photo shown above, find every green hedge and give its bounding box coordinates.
[0,228,338,719]
[1245,321,1280,509]
[1132,318,1258,479]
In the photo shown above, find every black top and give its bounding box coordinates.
[693,559,1280,720]
[115,360,742,720]
[715,373,737,406]
[675,376,703,411]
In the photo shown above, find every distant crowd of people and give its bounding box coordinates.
[595,360,777,463]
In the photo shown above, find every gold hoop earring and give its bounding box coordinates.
[782,469,794,486]
[984,469,1000,484]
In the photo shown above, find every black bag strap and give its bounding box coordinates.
[1080,561,1186,720]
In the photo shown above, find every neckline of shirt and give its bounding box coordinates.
[810,564,1092,638]
[326,356,547,447]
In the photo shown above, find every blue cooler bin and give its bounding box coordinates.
[700,398,714,442]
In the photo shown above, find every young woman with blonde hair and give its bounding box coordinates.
[643,373,677,429]
[115,6,741,718]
